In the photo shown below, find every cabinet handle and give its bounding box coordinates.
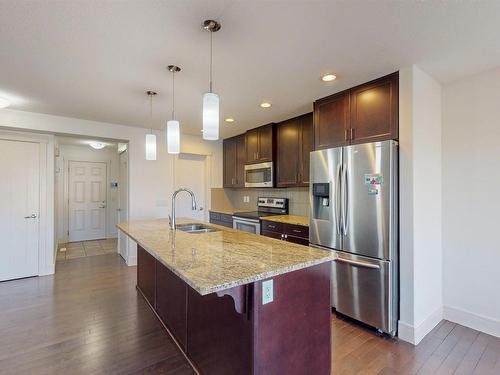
[268,224,276,229]
[350,128,355,140]
[292,229,302,233]
[345,129,349,141]
[280,234,284,239]
[284,234,288,239]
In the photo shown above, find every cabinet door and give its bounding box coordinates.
[257,124,274,161]
[350,72,398,144]
[156,262,187,350]
[285,235,309,246]
[261,230,284,240]
[137,245,156,307]
[314,91,350,150]
[235,134,246,187]
[299,113,313,185]
[276,118,299,187]
[245,129,259,163]
[223,138,237,187]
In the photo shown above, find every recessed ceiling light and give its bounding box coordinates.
[225,118,235,123]
[0,97,11,108]
[321,73,337,82]
[89,142,105,150]
[260,102,272,108]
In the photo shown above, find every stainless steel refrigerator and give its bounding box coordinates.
[309,140,398,336]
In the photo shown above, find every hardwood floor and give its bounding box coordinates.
[0,254,498,375]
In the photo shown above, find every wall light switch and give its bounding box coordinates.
[262,279,273,305]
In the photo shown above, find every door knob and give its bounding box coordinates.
[24,214,37,219]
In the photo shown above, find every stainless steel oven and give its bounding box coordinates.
[232,197,288,235]
[232,217,261,234]
[244,162,273,188]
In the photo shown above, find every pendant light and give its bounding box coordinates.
[202,19,221,141]
[145,90,157,161]
[166,65,181,154]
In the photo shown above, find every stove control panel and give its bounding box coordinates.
[257,197,287,209]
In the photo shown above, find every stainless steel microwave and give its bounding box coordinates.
[244,162,273,188]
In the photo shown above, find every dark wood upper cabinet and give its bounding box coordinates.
[223,137,236,188]
[299,113,313,185]
[314,72,398,149]
[245,123,275,163]
[350,72,398,144]
[277,117,300,186]
[276,113,313,187]
[245,128,259,163]
[235,135,246,187]
[314,91,350,149]
[223,134,245,188]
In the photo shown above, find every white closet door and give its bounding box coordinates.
[68,161,107,242]
[0,139,40,281]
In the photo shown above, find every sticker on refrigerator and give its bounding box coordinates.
[368,187,379,195]
[364,173,384,185]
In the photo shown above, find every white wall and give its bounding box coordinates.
[0,109,223,267]
[398,65,443,344]
[55,144,120,243]
[442,67,500,338]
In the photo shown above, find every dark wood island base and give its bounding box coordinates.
[137,245,332,375]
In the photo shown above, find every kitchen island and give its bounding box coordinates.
[117,219,333,375]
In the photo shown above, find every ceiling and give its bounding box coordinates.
[1,1,499,139]
[56,135,117,149]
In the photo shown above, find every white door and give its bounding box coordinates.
[118,150,128,260]
[0,139,40,281]
[68,161,107,242]
[174,154,206,221]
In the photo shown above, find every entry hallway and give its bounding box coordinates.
[0,254,498,375]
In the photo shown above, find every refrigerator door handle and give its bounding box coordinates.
[334,256,380,269]
[342,163,349,235]
[335,164,342,235]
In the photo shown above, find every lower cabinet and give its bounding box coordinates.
[137,245,156,307]
[209,211,233,228]
[156,262,188,350]
[261,220,309,246]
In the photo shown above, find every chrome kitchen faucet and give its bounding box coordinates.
[169,188,197,230]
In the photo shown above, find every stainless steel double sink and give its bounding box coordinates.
[175,223,220,234]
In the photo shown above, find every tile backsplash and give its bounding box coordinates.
[211,187,310,217]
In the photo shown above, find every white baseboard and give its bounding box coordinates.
[444,305,500,339]
[398,307,443,345]
[127,256,137,266]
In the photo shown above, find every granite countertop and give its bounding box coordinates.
[117,219,332,296]
[209,208,247,215]
[261,215,310,227]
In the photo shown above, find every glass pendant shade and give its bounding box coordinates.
[167,120,180,154]
[202,92,219,140]
[145,133,157,160]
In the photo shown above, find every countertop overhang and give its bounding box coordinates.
[117,219,333,296]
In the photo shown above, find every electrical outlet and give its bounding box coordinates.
[243,195,250,203]
[262,279,273,305]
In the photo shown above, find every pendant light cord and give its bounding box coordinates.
[172,71,175,120]
[209,30,213,93]
[149,94,153,134]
